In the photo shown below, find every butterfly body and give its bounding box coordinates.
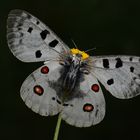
[7,9,140,127]
[45,49,91,102]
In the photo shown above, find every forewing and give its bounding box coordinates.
[7,9,69,62]
[91,55,140,99]
[20,61,63,116]
[61,74,105,127]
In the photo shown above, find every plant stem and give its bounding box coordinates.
[53,114,62,140]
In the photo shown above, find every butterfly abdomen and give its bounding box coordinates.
[61,62,84,98]
[48,59,85,101]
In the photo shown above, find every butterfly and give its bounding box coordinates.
[7,9,140,127]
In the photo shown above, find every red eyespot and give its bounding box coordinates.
[41,66,49,74]
[34,85,44,96]
[83,103,94,112]
[91,84,99,92]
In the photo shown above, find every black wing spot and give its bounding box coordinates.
[103,59,109,68]
[18,27,22,31]
[129,57,133,61]
[95,109,99,117]
[27,27,33,33]
[133,77,137,80]
[36,21,40,25]
[56,99,61,105]
[40,29,50,40]
[130,66,134,73]
[49,39,59,47]
[35,50,42,58]
[107,78,114,85]
[115,58,123,68]
[52,97,56,100]
[63,103,69,106]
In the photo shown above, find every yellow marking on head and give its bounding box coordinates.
[70,48,89,60]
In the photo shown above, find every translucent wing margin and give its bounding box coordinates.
[7,9,69,62]
[90,55,140,99]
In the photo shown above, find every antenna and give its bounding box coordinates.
[84,47,96,53]
[71,39,78,49]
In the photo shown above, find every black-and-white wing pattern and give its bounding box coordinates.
[7,9,140,128]
[91,56,140,99]
[61,74,105,127]
[21,61,105,127]
[7,9,69,62]
[20,61,63,116]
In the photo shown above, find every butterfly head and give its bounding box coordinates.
[59,48,90,75]
[60,48,90,69]
[70,48,89,60]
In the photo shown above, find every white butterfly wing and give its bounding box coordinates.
[61,74,105,127]
[91,55,140,99]
[7,9,69,62]
[20,61,63,116]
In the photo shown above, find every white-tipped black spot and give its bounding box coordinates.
[49,39,59,47]
[27,27,33,33]
[107,78,114,85]
[130,66,134,73]
[40,29,50,40]
[103,59,109,68]
[35,50,42,58]
[115,58,123,68]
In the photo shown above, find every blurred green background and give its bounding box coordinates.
[1,0,140,140]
